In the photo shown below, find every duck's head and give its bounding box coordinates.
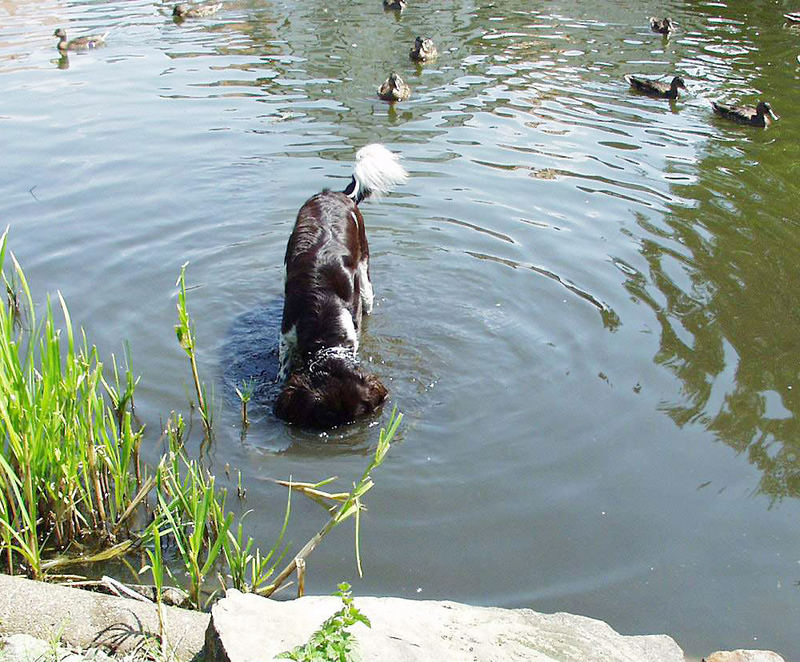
[388,72,405,92]
[412,37,436,59]
[173,4,189,17]
[54,28,67,39]
[650,16,674,33]
[756,101,779,121]
[379,72,410,101]
[671,76,686,90]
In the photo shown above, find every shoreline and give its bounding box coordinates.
[0,573,785,662]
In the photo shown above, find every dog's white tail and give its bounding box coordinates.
[345,144,408,204]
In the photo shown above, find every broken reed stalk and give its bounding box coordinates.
[259,408,402,598]
[259,512,339,598]
[296,557,306,598]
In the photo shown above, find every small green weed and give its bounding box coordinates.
[277,583,370,662]
[234,379,254,428]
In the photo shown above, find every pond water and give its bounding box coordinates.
[2,0,800,657]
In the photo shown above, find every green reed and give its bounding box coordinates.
[0,230,142,578]
[260,407,401,598]
[175,263,212,439]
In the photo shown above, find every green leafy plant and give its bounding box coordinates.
[277,583,370,662]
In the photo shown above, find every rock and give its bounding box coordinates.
[0,573,208,661]
[206,589,686,662]
[0,634,115,662]
[704,651,786,662]
[1,633,52,660]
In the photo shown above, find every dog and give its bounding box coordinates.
[274,144,408,428]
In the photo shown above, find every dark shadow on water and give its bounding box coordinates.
[220,297,283,413]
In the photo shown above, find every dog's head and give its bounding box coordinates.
[274,355,388,429]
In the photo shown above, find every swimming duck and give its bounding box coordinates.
[173,3,222,19]
[383,0,407,11]
[378,72,411,102]
[625,75,686,99]
[650,17,675,34]
[712,100,779,127]
[53,28,108,51]
[410,36,438,62]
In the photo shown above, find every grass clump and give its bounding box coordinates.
[0,231,143,579]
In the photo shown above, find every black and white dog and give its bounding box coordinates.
[274,144,407,428]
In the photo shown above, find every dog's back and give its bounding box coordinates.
[275,144,406,428]
[281,192,365,360]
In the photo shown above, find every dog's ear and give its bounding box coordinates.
[364,374,388,410]
[274,376,320,426]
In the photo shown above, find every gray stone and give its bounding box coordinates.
[206,589,687,662]
[0,633,52,661]
[704,651,786,662]
[0,574,207,661]
[0,633,116,662]
[1,573,788,662]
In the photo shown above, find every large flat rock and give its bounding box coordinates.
[206,590,686,662]
[0,573,208,660]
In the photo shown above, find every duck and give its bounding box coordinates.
[650,17,675,34]
[784,12,800,23]
[383,0,407,11]
[173,3,222,19]
[378,72,411,102]
[53,28,108,51]
[410,36,438,62]
[712,100,779,127]
[625,74,686,99]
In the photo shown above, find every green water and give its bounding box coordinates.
[1,0,799,657]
